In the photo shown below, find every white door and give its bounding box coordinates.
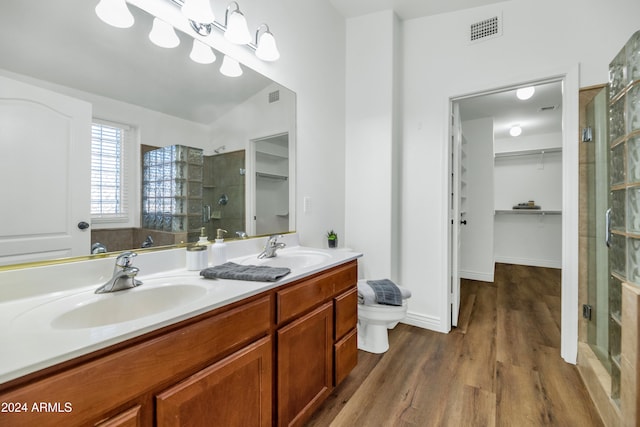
[449,102,465,328]
[0,75,92,265]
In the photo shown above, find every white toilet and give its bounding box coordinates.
[357,280,410,354]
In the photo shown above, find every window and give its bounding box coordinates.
[91,120,134,225]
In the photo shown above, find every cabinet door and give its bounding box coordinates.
[156,336,272,427]
[334,329,358,386]
[277,302,333,427]
[95,405,141,427]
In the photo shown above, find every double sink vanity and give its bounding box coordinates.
[0,234,362,426]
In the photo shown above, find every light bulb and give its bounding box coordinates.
[95,0,134,28]
[220,55,243,77]
[509,125,522,137]
[182,0,215,24]
[190,39,216,64]
[149,18,180,48]
[225,9,251,44]
[256,30,280,61]
[516,86,535,100]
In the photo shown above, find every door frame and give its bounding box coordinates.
[446,66,580,364]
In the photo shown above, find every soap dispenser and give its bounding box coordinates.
[197,227,209,246]
[211,228,228,266]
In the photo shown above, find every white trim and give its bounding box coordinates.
[460,270,495,283]
[493,256,562,270]
[402,311,445,332]
[560,64,580,365]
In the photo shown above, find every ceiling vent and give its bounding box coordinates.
[469,15,502,43]
[268,90,280,103]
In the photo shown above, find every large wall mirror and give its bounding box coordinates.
[0,0,296,268]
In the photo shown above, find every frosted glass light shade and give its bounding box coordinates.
[516,86,535,100]
[256,31,280,61]
[220,55,243,77]
[95,0,134,28]
[182,0,215,24]
[509,125,522,137]
[149,18,180,48]
[225,10,251,44]
[190,39,217,64]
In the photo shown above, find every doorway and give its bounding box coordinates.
[448,72,579,363]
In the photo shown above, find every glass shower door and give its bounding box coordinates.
[585,88,611,373]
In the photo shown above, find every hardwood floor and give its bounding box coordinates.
[305,264,603,427]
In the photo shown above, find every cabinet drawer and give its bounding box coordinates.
[334,329,357,386]
[334,287,357,341]
[157,336,272,427]
[95,405,141,427]
[0,296,271,427]
[277,261,357,324]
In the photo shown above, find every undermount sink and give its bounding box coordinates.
[236,249,332,270]
[51,284,207,329]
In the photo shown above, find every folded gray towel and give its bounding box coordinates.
[366,279,403,306]
[200,262,291,282]
[358,280,411,305]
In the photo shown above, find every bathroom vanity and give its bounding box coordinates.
[0,240,360,427]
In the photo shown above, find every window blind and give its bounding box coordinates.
[91,121,130,222]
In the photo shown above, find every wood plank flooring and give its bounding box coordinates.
[305,264,603,427]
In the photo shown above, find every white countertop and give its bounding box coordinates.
[0,243,361,385]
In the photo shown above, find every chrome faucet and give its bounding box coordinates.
[258,235,286,259]
[95,251,143,294]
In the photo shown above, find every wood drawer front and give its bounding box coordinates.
[0,296,271,427]
[157,336,272,427]
[334,287,357,341]
[277,261,357,324]
[334,329,358,386]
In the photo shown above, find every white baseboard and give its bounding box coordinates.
[402,311,447,333]
[460,269,494,282]
[494,256,561,269]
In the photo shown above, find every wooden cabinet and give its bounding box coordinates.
[277,303,333,427]
[0,260,359,427]
[156,336,272,427]
[276,262,358,427]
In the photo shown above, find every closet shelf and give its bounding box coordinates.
[494,147,562,158]
[256,172,288,180]
[494,210,562,215]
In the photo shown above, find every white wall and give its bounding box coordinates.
[399,0,640,334]
[345,10,401,279]
[460,118,495,282]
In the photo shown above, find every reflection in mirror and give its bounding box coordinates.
[0,0,295,268]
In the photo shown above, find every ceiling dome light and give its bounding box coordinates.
[509,125,522,137]
[516,86,535,100]
[190,39,216,64]
[224,2,251,45]
[220,55,243,77]
[149,18,180,48]
[255,25,280,61]
[95,0,134,28]
[182,0,215,24]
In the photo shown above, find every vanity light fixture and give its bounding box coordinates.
[220,55,243,77]
[509,125,522,137]
[149,17,180,48]
[190,39,217,64]
[95,0,134,28]
[181,0,215,24]
[224,2,251,45]
[516,86,535,100]
[255,24,280,62]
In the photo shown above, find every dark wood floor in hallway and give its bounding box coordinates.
[305,264,603,427]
